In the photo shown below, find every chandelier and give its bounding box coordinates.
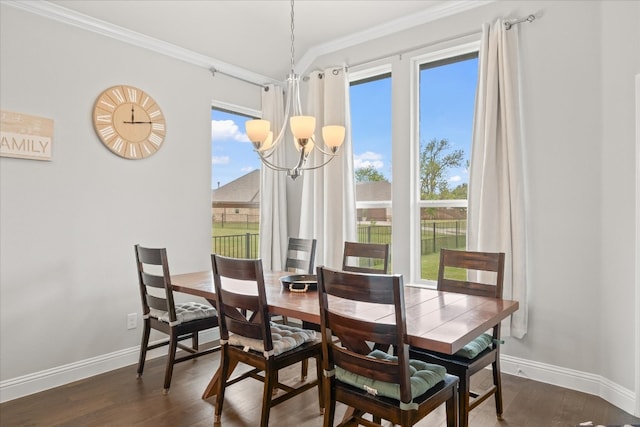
[244,0,346,180]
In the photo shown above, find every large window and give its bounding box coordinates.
[416,49,479,282]
[210,105,261,258]
[350,69,393,269]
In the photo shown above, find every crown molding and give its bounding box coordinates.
[295,0,495,74]
[4,0,493,86]
[2,0,277,86]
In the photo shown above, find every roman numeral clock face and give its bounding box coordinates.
[92,85,166,159]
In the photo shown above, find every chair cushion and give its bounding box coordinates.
[228,322,317,356]
[454,333,493,359]
[335,349,446,400]
[150,302,216,325]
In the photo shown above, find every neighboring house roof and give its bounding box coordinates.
[211,169,260,207]
[212,170,391,204]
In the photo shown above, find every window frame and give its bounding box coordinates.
[409,39,480,286]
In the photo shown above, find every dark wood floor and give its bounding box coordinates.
[2,350,639,427]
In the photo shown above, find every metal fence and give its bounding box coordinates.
[420,220,467,254]
[357,221,466,254]
[211,220,466,260]
[211,232,259,259]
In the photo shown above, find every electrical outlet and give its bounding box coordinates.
[127,313,137,330]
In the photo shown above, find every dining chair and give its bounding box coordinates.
[210,254,323,427]
[342,241,390,274]
[284,237,317,274]
[317,266,459,427]
[134,244,219,394]
[409,248,505,427]
[279,237,317,326]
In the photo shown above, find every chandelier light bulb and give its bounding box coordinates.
[290,116,316,140]
[245,119,270,146]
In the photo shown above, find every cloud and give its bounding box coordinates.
[240,166,255,173]
[212,156,230,165]
[449,175,462,183]
[354,151,384,170]
[211,119,250,142]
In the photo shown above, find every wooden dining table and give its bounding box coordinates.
[171,270,519,400]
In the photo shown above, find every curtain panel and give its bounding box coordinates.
[468,20,529,338]
[299,67,357,269]
[259,84,289,271]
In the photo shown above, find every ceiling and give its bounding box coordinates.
[38,1,486,83]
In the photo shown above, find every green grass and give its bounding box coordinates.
[213,222,259,237]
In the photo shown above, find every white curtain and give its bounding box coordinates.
[468,20,528,338]
[299,68,357,268]
[259,84,288,270]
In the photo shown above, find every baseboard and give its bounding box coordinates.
[0,329,220,404]
[501,354,637,416]
[1,337,635,416]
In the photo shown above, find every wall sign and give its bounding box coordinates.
[0,110,53,161]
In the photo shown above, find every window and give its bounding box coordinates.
[350,68,393,269]
[210,104,261,258]
[415,47,479,282]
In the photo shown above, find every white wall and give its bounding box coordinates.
[1,0,638,416]
[0,5,258,383]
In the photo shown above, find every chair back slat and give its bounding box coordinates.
[317,266,412,404]
[284,237,317,274]
[140,271,166,289]
[437,249,505,298]
[211,254,273,350]
[342,242,389,274]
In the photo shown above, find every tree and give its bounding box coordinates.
[355,165,388,183]
[419,138,464,199]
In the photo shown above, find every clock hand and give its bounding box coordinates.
[131,105,135,123]
[123,120,153,124]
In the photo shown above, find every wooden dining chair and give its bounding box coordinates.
[210,254,323,427]
[342,241,390,274]
[279,237,317,325]
[134,245,219,394]
[317,266,459,427]
[284,237,317,274]
[409,248,505,427]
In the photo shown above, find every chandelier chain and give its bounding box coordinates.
[290,0,295,74]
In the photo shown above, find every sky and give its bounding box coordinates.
[211,56,478,189]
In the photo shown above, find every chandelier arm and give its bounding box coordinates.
[297,153,337,171]
[255,149,292,172]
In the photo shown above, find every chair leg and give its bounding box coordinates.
[301,358,309,380]
[493,358,503,419]
[322,377,336,427]
[163,329,179,394]
[446,382,459,427]
[137,319,151,378]
[458,374,470,427]
[261,362,278,427]
[191,331,199,350]
[215,347,231,423]
[314,355,324,414]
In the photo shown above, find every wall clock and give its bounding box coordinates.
[92,85,166,159]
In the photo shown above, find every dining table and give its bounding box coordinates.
[171,269,519,400]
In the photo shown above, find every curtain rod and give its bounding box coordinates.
[504,14,536,30]
[209,67,267,88]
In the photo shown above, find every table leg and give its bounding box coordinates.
[201,358,239,399]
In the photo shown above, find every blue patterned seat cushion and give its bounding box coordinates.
[228,322,317,356]
[335,349,446,400]
[149,302,216,325]
[454,333,493,359]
